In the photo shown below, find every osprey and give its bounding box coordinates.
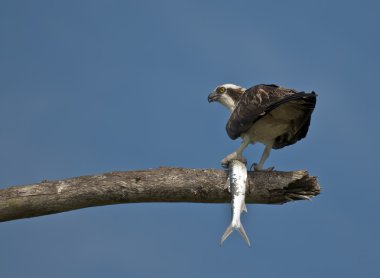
[208,84,317,170]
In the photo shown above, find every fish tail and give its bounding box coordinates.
[220,224,233,246]
[238,223,251,247]
[220,222,251,247]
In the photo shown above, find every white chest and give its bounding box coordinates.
[244,101,306,145]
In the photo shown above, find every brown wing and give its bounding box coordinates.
[271,96,316,149]
[226,84,316,141]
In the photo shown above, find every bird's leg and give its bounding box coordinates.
[221,136,250,168]
[251,144,274,171]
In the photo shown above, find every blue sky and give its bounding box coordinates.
[1,0,379,277]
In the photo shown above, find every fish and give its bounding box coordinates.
[220,159,251,246]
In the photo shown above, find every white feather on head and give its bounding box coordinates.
[219,83,245,90]
[214,84,246,112]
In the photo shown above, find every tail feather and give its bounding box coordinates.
[220,223,251,247]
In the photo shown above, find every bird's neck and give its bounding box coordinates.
[219,96,236,113]
[226,105,236,113]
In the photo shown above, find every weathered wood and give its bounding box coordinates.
[0,167,320,222]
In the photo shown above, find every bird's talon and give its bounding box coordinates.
[251,163,274,171]
[221,153,246,168]
[221,160,230,169]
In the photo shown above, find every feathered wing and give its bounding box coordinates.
[226,84,317,148]
[271,95,316,149]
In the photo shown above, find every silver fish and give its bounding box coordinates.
[220,160,251,246]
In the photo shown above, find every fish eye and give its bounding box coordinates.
[219,87,226,93]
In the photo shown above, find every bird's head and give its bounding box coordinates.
[208,84,246,112]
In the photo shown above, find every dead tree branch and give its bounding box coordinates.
[0,167,320,222]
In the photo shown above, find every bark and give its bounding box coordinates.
[0,167,320,222]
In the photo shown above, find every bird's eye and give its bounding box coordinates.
[219,87,226,93]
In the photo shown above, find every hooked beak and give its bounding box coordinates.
[208,91,219,103]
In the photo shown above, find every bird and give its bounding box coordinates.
[208,83,317,170]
